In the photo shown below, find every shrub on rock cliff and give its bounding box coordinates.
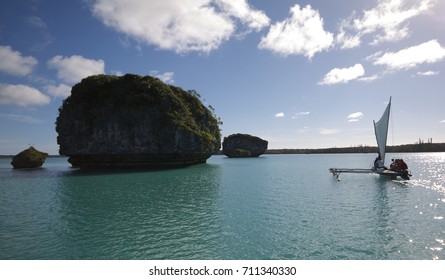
[11,146,48,169]
[55,74,221,168]
[222,133,268,158]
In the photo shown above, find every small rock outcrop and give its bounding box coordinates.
[11,146,48,169]
[55,74,221,168]
[222,133,268,158]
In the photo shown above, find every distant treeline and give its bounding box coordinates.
[265,143,445,154]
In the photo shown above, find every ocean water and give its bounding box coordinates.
[0,153,444,260]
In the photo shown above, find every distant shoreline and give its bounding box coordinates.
[264,143,445,154]
[2,143,444,158]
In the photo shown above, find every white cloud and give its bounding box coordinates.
[373,40,445,70]
[47,55,105,84]
[319,64,365,85]
[337,0,436,49]
[320,129,339,135]
[216,0,270,31]
[275,112,285,118]
[347,112,364,122]
[336,29,361,49]
[111,70,124,76]
[26,16,54,51]
[27,16,47,29]
[348,112,364,119]
[0,84,50,106]
[440,120,445,123]
[92,0,269,53]
[0,45,38,76]
[365,51,383,61]
[45,83,71,98]
[358,75,379,82]
[258,4,333,58]
[149,71,175,84]
[416,70,439,76]
[291,112,310,119]
[0,113,43,124]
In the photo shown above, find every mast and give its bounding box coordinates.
[373,97,391,164]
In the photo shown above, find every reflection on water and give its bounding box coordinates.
[0,154,444,259]
[54,164,224,259]
[372,179,391,259]
[408,153,445,196]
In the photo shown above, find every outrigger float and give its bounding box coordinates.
[329,167,411,181]
[329,97,412,181]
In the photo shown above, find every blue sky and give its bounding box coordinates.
[1,0,444,155]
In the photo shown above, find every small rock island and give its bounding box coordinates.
[11,146,48,169]
[222,133,268,158]
[56,74,221,168]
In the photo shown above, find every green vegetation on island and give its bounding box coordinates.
[56,74,221,168]
[222,133,268,157]
[11,146,48,169]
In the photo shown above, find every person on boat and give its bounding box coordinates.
[374,154,379,168]
[374,154,384,171]
[398,159,411,179]
[399,159,408,171]
[390,159,398,171]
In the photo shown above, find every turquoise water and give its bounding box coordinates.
[1,153,444,260]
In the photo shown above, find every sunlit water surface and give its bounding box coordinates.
[1,153,444,259]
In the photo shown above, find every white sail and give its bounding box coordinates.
[373,97,391,164]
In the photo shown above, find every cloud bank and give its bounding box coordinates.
[337,0,435,48]
[92,0,269,53]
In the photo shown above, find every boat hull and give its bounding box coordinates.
[378,169,411,180]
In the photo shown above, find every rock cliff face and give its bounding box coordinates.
[56,74,221,168]
[11,146,48,169]
[222,134,268,158]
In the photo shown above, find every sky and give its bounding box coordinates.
[0,0,444,155]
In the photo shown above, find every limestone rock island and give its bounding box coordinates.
[56,74,221,168]
[11,146,48,169]
[222,133,268,158]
